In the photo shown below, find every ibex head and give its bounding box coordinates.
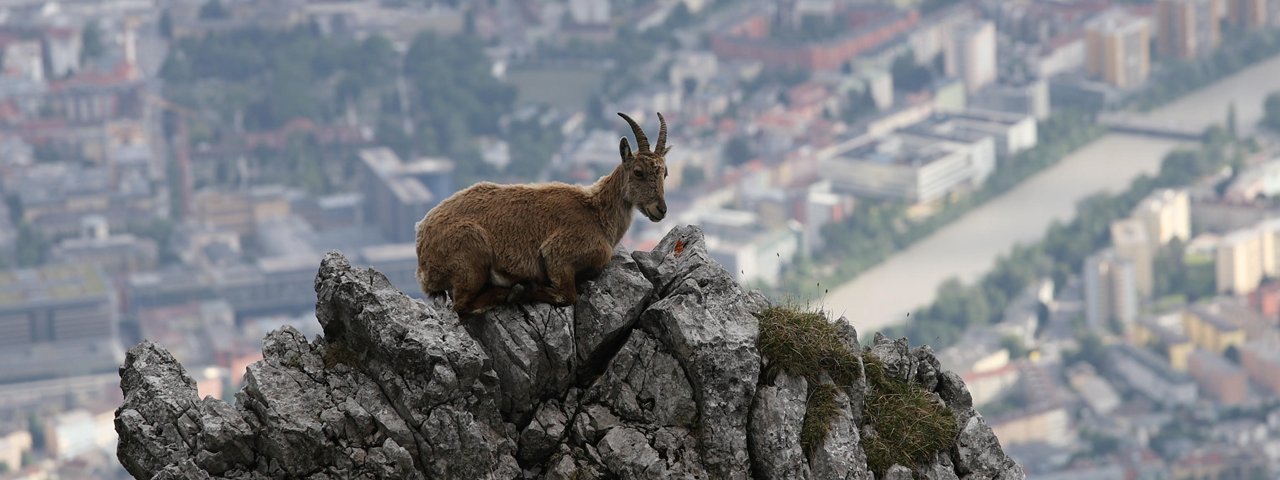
[617,112,670,222]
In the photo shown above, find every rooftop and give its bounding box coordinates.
[0,263,111,309]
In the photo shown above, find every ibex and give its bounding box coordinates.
[416,112,671,316]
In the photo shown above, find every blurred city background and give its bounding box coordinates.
[0,0,1279,477]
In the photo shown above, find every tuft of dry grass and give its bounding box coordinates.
[756,304,861,457]
[799,384,841,456]
[322,341,358,369]
[755,304,959,472]
[756,305,861,388]
[861,353,959,477]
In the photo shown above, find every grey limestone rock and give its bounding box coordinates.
[117,227,1023,480]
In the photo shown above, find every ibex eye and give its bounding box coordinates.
[635,170,644,178]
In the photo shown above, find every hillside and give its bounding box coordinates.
[114,225,1024,479]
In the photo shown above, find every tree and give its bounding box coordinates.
[81,20,105,63]
[159,10,174,39]
[1225,345,1242,364]
[28,413,45,451]
[890,51,934,93]
[724,135,754,165]
[199,0,231,20]
[1227,102,1238,140]
[683,165,706,187]
[1265,91,1280,132]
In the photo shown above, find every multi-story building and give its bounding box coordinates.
[1216,227,1267,294]
[1111,218,1155,297]
[906,109,1039,160]
[822,131,995,205]
[1185,304,1247,354]
[0,263,120,383]
[1083,249,1140,331]
[1225,0,1280,28]
[1240,340,1280,393]
[1187,350,1248,405]
[1132,189,1191,246]
[1110,344,1199,407]
[1085,10,1151,88]
[6,163,160,239]
[946,20,998,94]
[359,147,455,244]
[970,78,1051,121]
[1157,0,1222,59]
[1133,315,1197,371]
[709,6,921,72]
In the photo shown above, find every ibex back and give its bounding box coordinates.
[415,112,672,316]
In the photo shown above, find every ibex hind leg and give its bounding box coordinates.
[443,223,502,316]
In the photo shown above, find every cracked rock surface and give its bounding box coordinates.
[116,225,1023,479]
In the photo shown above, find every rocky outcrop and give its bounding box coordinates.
[115,225,1024,480]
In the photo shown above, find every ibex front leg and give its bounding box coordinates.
[528,238,612,308]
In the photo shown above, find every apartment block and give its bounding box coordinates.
[359,147,455,244]
[1240,341,1280,394]
[1217,228,1267,294]
[1157,0,1222,59]
[1185,304,1247,354]
[1187,350,1248,405]
[1083,249,1140,331]
[822,131,995,205]
[1085,10,1152,88]
[1111,219,1155,297]
[1226,0,1280,28]
[1133,189,1191,246]
[946,20,998,94]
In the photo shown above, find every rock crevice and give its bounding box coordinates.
[116,225,1024,480]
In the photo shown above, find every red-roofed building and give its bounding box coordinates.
[711,6,921,71]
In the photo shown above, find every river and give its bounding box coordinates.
[820,53,1280,334]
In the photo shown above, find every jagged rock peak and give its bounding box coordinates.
[115,225,1024,480]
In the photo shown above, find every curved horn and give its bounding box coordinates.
[655,112,668,154]
[617,112,650,153]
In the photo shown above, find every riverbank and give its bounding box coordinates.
[814,52,1280,333]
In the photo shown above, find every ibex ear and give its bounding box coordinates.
[661,145,672,156]
[619,137,633,163]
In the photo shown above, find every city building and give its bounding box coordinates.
[1083,249,1140,331]
[44,407,115,461]
[970,78,1051,121]
[1110,344,1199,407]
[1156,0,1222,59]
[700,209,802,287]
[989,404,1072,447]
[49,216,158,277]
[1085,10,1151,88]
[709,5,921,71]
[5,163,159,239]
[1132,189,1191,246]
[1216,227,1269,295]
[0,429,32,473]
[1134,315,1197,371]
[822,130,995,205]
[945,20,998,93]
[1067,364,1122,415]
[1247,280,1280,320]
[0,262,121,384]
[1186,350,1248,405]
[1240,340,1280,393]
[359,147,455,244]
[190,186,293,241]
[1225,0,1280,29]
[1223,157,1280,202]
[1111,218,1155,297]
[906,109,1038,160]
[1185,304,1247,354]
